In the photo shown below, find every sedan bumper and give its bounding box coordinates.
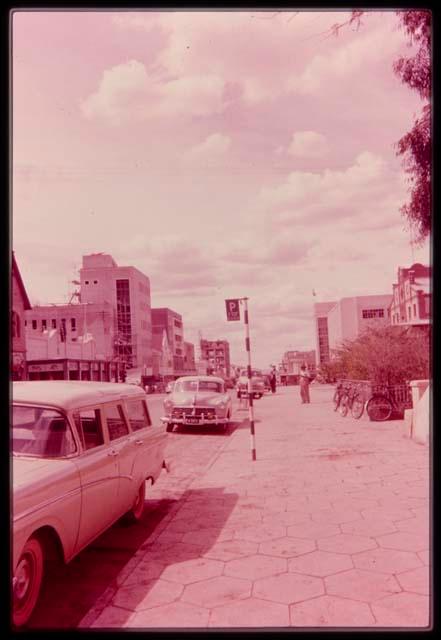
[161,416,229,426]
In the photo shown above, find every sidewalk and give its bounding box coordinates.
[81,385,431,629]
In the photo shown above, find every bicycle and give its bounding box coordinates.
[339,383,365,419]
[333,381,347,412]
[365,384,408,422]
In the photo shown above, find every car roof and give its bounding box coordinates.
[12,381,146,411]
[175,376,224,384]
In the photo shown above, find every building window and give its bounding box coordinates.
[52,319,57,329]
[71,318,76,331]
[32,320,37,330]
[362,309,385,319]
[413,304,417,318]
[174,319,182,329]
[85,280,89,285]
[60,319,67,342]
[93,280,98,284]
[42,319,47,331]
[12,311,21,338]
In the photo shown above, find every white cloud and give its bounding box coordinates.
[81,59,226,123]
[287,131,329,158]
[184,133,231,164]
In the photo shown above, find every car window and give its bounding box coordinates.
[175,380,198,393]
[126,399,151,431]
[73,409,104,450]
[104,404,129,440]
[198,381,222,393]
[13,405,77,458]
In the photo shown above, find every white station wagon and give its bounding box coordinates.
[12,381,168,628]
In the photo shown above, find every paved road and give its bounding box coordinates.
[26,385,430,629]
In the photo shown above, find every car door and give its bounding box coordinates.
[72,407,121,550]
[101,402,134,512]
[124,398,167,492]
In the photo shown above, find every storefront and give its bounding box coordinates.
[26,358,122,382]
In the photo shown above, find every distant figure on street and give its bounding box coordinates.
[299,365,311,404]
[270,370,277,394]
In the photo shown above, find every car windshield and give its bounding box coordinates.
[12,405,77,458]
[174,380,223,393]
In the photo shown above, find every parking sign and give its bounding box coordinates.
[225,299,240,321]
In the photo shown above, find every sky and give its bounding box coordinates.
[12,9,430,369]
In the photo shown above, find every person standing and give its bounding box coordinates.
[270,369,277,394]
[299,365,311,404]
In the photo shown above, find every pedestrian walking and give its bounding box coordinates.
[270,370,277,394]
[299,365,311,404]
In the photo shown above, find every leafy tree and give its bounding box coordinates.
[332,325,430,385]
[329,10,431,243]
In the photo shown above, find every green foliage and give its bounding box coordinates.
[332,325,430,385]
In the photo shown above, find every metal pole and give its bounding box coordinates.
[243,297,257,461]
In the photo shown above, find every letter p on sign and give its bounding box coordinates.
[225,299,240,321]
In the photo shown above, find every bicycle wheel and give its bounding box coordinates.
[366,395,392,422]
[339,394,349,417]
[351,394,365,419]
[333,390,341,411]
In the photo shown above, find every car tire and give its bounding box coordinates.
[13,536,44,628]
[125,480,146,523]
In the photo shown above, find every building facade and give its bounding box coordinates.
[151,330,174,380]
[11,253,31,380]
[313,302,336,365]
[326,294,392,358]
[183,341,197,374]
[79,253,152,369]
[390,263,431,327]
[151,308,185,375]
[200,339,231,377]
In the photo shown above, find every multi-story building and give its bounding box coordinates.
[151,308,185,376]
[326,294,392,358]
[79,253,152,369]
[183,341,196,374]
[151,329,174,380]
[200,339,231,377]
[11,253,31,380]
[390,263,431,327]
[314,302,336,365]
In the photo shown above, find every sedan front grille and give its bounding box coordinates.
[172,407,216,420]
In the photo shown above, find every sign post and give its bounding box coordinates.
[225,297,257,461]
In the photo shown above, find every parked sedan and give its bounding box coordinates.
[236,368,265,399]
[12,381,168,628]
[162,375,232,432]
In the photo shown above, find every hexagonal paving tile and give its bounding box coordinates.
[233,524,286,543]
[341,519,397,537]
[394,518,430,537]
[317,534,377,555]
[259,537,316,559]
[371,592,430,627]
[288,550,353,577]
[361,507,414,522]
[262,511,311,527]
[418,549,431,566]
[224,554,287,581]
[130,601,210,628]
[90,605,136,628]
[181,576,251,609]
[325,569,401,603]
[376,531,428,552]
[289,594,375,627]
[202,539,258,562]
[160,557,223,585]
[209,597,290,627]
[112,579,184,611]
[181,527,235,546]
[142,541,206,564]
[353,547,423,575]
[253,571,324,604]
[310,509,361,525]
[286,522,341,540]
[118,559,165,587]
[396,566,430,595]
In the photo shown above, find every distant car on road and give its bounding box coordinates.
[162,375,232,433]
[12,381,168,628]
[236,368,265,399]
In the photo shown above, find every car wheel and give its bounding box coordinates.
[13,536,44,628]
[126,480,146,523]
[166,423,174,433]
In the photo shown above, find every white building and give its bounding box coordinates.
[390,263,431,327]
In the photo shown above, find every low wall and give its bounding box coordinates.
[403,379,430,445]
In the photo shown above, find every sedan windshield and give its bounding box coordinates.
[13,405,77,458]
[174,380,223,393]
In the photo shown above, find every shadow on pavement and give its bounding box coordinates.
[28,487,238,629]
